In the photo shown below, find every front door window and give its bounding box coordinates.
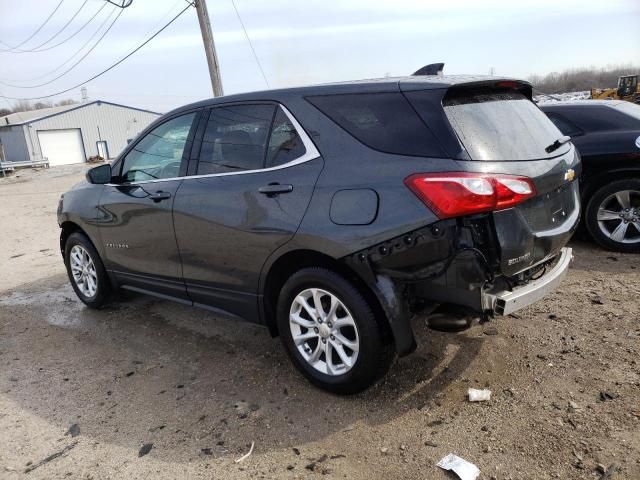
[120,112,196,182]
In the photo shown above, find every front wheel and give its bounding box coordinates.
[585,179,640,253]
[277,267,394,394]
[64,232,112,308]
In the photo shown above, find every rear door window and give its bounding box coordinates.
[197,104,275,175]
[266,108,306,168]
[306,92,444,157]
[442,89,566,160]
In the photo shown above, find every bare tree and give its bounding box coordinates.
[55,98,78,106]
[33,101,53,110]
[2,97,78,115]
[528,64,639,94]
[11,99,33,113]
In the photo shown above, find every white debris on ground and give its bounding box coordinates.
[534,91,591,103]
[436,453,480,480]
[467,388,491,402]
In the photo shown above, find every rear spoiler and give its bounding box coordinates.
[444,80,534,101]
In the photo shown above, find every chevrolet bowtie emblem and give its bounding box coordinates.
[564,169,575,182]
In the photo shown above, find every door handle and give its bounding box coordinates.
[258,183,293,196]
[149,191,172,202]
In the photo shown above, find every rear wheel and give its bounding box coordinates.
[585,179,640,253]
[64,232,111,308]
[277,267,394,394]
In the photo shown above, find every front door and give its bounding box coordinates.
[173,103,323,320]
[98,111,199,300]
[97,141,109,159]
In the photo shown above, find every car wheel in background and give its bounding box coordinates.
[277,267,394,394]
[64,232,112,308]
[585,179,640,253]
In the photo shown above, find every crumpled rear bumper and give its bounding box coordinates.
[482,247,573,316]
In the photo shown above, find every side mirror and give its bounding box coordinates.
[86,164,112,184]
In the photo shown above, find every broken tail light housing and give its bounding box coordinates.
[404,172,536,219]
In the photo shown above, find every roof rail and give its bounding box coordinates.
[412,63,444,76]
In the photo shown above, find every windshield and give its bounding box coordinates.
[443,90,568,161]
[613,101,640,121]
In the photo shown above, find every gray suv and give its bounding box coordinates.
[58,75,580,393]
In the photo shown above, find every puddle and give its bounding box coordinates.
[0,285,86,328]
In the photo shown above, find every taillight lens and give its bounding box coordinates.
[404,172,536,219]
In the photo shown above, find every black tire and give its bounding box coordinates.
[277,267,394,394]
[64,232,112,308]
[585,178,640,253]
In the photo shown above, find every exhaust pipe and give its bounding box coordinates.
[425,305,481,332]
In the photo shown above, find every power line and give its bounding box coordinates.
[0,7,121,86]
[0,2,195,101]
[1,0,183,86]
[105,0,133,7]
[0,0,66,51]
[4,0,91,54]
[230,0,269,88]
[13,1,110,54]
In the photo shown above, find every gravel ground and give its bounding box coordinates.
[1,165,638,480]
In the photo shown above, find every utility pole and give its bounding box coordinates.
[194,0,224,97]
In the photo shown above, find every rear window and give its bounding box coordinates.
[306,92,444,157]
[443,90,566,161]
[549,105,640,132]
[612,102,640,122]
[545,112,583,137]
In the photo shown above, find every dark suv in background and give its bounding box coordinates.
[58,76,580,393]
[541,100,640,252]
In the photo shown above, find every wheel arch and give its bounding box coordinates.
[60,221,85,256]
[260,249,399,348]
[582,168,640,204]
[59,221,102,260]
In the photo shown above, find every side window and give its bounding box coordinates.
[121,113,196,182]
[545,112,582,137]
[266,108,306,168]
[197,104,275,175]
[306,92,443,157]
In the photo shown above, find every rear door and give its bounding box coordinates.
[404,82,581,275]
[173,103,323,320]
[98,111,199,300]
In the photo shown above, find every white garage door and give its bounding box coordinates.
[37,129,85,166]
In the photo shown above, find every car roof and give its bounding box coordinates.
[540,100,627,109]
[168,75,530,116]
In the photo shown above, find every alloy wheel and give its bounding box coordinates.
[69,245,98,297]
[596,189,640,244]
[289,288,359,376]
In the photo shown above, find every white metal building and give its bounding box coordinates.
[0,101,160,166]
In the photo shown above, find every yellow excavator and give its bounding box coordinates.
[591,75,640,103]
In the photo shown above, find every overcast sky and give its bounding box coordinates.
[1,0,639,112]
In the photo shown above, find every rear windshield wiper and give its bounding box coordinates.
[545,135,571,154]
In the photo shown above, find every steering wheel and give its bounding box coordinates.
[160,161,181,179]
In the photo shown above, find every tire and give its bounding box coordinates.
[585,178,640,253]
[277,267,394,394]
[64,232,112,308]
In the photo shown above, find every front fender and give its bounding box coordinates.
[58,183,105,257]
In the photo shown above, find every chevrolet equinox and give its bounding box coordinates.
[58,75,580,393]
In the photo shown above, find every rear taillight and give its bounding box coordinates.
[404,172,536,219]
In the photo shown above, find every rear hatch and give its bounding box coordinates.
[402,79,581,276]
